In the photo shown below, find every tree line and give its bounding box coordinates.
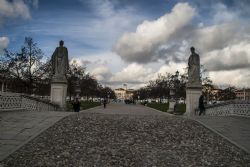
[134,67,236,102]
[0,37,115,100]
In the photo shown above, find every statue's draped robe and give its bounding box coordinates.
[188,52,200,84]
[52,46,69,76]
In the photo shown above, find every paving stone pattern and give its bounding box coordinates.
[2,103,250,166]
[194,116,250,153]
[0,111,72,161]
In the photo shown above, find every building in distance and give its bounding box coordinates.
[114,87,135,101]
[235,89,250,101]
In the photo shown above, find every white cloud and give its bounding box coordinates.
[0,36,9,54]
[192,23,240,53]
[212,3,238,24]
[30,0,250,89]
[98,62,188,89]
[0,0,31,20]
[202,41,250,71]
[91,65,112,82]
[110,63,154,84]
[157,62,187,75]
[94,1,250,88]
[68,0,145,50]
[114,2,196,63]
[209,69,250,88]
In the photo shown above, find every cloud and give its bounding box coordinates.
[209,69,250,88]
[212,3,238,24]
[157,62,187,75]
[91,65,112,82]
[32,0,39,8]
[97,62,187,89]
[110,63,154,84]
[0,36,9,54]
[81,1,250,88]
[75,0,144,47]
[202,41,250,71]
[70,58,91,67]
[114,1,250,73]
[0,0,31,20]
[113,2,196,63]
[192,23,240,53]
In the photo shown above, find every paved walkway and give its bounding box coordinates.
[94,104,250,153]
[0,110,72,161]
[1,103,250,166]
[193,116,250,153]
[84,102,171,116]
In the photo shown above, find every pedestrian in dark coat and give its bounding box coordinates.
[199,95,205,116]
[103,99,107,109]
[73,98,80,112]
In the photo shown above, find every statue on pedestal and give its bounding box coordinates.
[50,40,69,109]
[51,40,69,82]
[187,47,201,86]
[185,46,202,116]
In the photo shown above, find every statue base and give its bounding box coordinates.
[185,84,202,116]
[50,81,67,110]
[167,99,175,113]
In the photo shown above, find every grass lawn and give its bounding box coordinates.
[67,101,101,111]
[146,102,186,115]
[175,103,186,115]
[147,103,169,112]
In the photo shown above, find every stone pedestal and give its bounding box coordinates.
[50,76,67,110]
[185,84,202,116]
[167,99,175,113]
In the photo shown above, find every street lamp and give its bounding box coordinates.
[107,92,110,103]
[167,81,176,113]
[73,68,81,99]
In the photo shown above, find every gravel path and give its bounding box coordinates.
[2,104,250,166]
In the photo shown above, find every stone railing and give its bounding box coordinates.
[205,100,250,117]
[0,92,60,112]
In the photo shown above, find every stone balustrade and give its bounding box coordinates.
[205,100,250,117]
[0,92,60,112]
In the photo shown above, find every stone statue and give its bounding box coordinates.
[188,47,200,85]
[50,40,69,109]
[51,40,69,81]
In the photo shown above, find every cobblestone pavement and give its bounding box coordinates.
[193,116,250,154]
[1,103,250,166]
[0,110,73,161]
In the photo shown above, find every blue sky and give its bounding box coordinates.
[1,0,250,88]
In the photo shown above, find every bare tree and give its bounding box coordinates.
[1,37,47,94]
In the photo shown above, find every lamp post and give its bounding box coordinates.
[107,93,110,103]
[167,79,176,113]
[74,68,81,99]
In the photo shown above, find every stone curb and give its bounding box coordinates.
[0,112,73,162]
[191,118,250,154]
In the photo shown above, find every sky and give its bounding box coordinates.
[1,0,250,89]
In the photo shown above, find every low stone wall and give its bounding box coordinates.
[0,93,60,112]
[205,100,250,117]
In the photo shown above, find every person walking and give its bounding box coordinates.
[73,98,80,112]
[103,98,107,109]
[199,95,205,116]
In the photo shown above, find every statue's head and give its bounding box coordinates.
[190,46,195,53]
[59,40,64,46]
